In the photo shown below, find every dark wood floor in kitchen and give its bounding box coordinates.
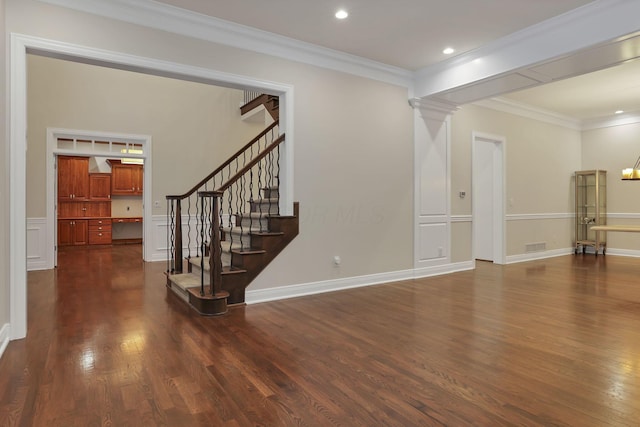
[2,246,640,426]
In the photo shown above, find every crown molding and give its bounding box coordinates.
[581,113,640,131]
[410,97,459,120]
[414,0,640,98]
[38,0,413,88]
[473,98,581,130]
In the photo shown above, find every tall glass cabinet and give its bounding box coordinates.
[574,170,606,255]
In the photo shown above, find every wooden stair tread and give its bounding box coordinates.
[232,249,267,255]
[251,231,284,236]
[223,226,283,236]
[222,226,264,234]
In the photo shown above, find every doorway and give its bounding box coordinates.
[48,131,151,268]
[472,132,505,264]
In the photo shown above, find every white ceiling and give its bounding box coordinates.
[156,0,595,71]
[155,0,637,122]
[501,60,640,121]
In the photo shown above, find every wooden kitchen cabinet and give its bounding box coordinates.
[86,202,111,218]
[58,157,113,247]
[58,219,88,246]
[58,156,90,200]
[88,219,112,245]
[89,173,111,200]
[109,159,143,195]
[58,201,111,218]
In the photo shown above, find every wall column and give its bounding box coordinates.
[411,98,459,271]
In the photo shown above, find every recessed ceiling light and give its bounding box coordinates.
[615,110,624,114]
[443,47,455,55]
[335,10,348,19]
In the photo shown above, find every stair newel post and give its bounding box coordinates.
[209,191,224,297]
[174,198,183,273]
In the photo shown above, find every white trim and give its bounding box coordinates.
[413,260,475,279]
[147,214,234,263]
[451,215,472,223]
[608,213,640,219]
[46,128,153,266]
[414,0,640,98]
[506,248,574,264]
[582,113,640,131]
[0,324,10,360]
[39,0,413,89]
[454,213,603,222]
[473,98,581,130]
[26,218,50,271]
[246,261,475,305]
[506,213,573,221]
[604,248,640,258]
[247,269,414,304]
[10,33,296,340]
[10,34,27,340]
[475,98,640,132]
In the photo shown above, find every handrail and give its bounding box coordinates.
[217,134,285,193]
[166,120,280,200]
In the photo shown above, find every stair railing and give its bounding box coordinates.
[198,136,284,295]
[166,121,282,281]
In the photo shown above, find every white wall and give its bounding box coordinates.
[451,104,582,261]
[27,54,266,217]
[582,122,640,253]
[10,0,414,294]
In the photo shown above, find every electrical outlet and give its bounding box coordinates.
[154,200,160,208]
[333,255,341,266]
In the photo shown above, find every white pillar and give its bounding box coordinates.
[411,98,458,271]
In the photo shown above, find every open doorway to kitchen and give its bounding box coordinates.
[47,131,150,268]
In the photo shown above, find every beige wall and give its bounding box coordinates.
[451,104,582,259]
[27,54,265,217]
[11,0,414,290]
[582,123,640,250]
[1,0,9,328]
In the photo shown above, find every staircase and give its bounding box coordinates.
[165,95,298,315]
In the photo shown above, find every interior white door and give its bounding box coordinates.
[474,140,494,261]
[473,133,505,264]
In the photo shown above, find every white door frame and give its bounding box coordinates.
[9,33,295,340]
[47,128,153,267]
[472,132,506,264]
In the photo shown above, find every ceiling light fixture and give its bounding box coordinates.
[615,110,624,114]
[622,154,640,180]
[335,9,348,19]
[443,47,455,55]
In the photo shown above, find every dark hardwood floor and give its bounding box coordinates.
[2,247,640,426]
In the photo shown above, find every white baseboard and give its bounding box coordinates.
[0,324,10,360]
[246,268,414,304]
[600,248,640,257]
[413,260,475,278]
[246,261,476,305]
[506,248,574,264]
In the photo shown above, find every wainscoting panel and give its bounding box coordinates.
[149,214,231,262]
[27,218,51,271]
[0,323,9,360]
